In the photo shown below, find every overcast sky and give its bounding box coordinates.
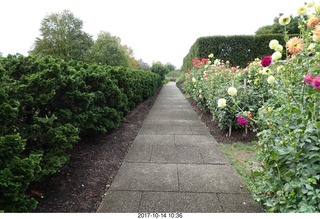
[0,0,308,68]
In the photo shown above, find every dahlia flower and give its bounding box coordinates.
[286,37,304,55]
[269,39,279,50]
[261,56,272,67]
[275,45,283,52]
[272,51,282,61]
[297,5,308,16]
[313,25,320,41]
[279,15,291,26]
[267,75,275,84]
[217,98,227,108]
[304,73,314,85]
[237,116,249,126]
[312,76,320,90]
[227,87,237,96]
[307,16,319,28]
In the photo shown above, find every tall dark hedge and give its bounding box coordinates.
[182,34,288,71]
[0,55,161,212]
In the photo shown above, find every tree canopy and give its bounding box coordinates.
[255,14,304,35]
[29,10,93,61]
[150,61,170,80]
[86,31,139,68]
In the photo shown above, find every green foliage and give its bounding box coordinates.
[151,61,169,80]
[0,134,42,212]
[0,55,161,212]
[182,35,287,72]
[165,63,176,72]
[29,10,93,61]
[255,14,303,35]
[86,31,131,67]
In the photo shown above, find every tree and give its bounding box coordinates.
[150,61,169,80]
[138,59,150,70]
[86,31,134,67]
[29,10,93,61]
[165,63,176,72]
[255,14,303,35]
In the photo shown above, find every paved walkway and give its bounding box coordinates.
[97,82,263,213]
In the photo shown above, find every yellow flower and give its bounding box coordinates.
[307,2,314,7]
[277,66,284,73]
[263,68,271,75]
[297,5,308,15]
[308,43,316,50]
[192,77,197,83]
[272,51,282,61]
[217,98,227,108]
[267,76,275,84]
[227,87,237,96]
[269,39,279,50]
[275,45,283,52]
[286,37,304,54]
[279,14,291,26]
[208,53,214,58]
[199,94,203,100]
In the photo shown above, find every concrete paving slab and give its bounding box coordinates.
[178,164,249,193]
[170,120,203,126]
[177,146,203,164]
[109,163,179,191]
[133,134,174,147]
[218,193,264,213]
[150,145,178,163]
[139,192,223,213]
[125,143,152,163]
[147,111,173,119]
[150,146,203,164]
[156,125,192,135]
[198,145,230,164]
[143,119,174,125]
[190,124,210,134]
[175,135,218,147]
[139,124,158,134]
[172,111,199,120]
[97,191,142,213]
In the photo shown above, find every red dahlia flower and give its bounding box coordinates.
[261,56,272,67]
[201,58,209,64]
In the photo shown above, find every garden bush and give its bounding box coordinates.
[0,55,161,212]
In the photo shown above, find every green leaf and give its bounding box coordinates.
[306,184,313,190]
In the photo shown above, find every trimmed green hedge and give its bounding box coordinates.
[0,55,161,212]
[182,34,288,71]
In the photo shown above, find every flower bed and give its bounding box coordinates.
[182,2,320,212]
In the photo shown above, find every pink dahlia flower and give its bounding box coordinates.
[237,116,249,126]
[304,73,314,85]
[312,76,320,90]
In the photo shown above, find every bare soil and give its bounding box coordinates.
[31,83,257,213]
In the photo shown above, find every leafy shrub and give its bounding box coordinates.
[0,55,161,212]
